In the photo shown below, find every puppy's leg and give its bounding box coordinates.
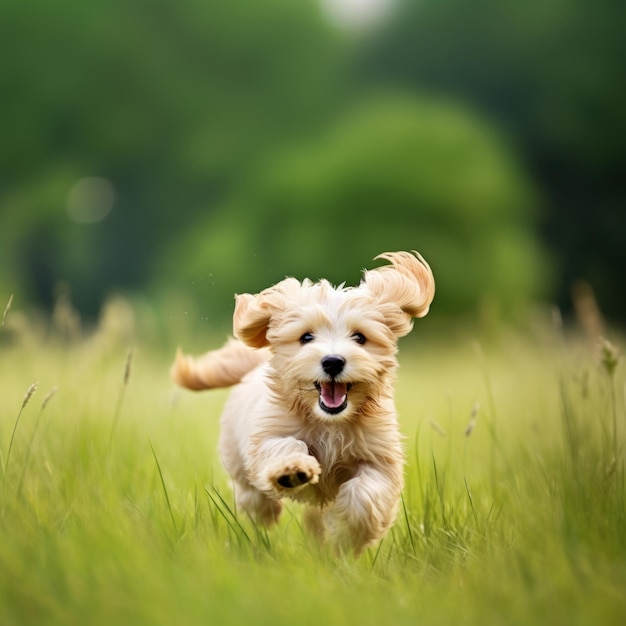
[323,463,403,556]
[219,435,283,526]
[303,506,326,547]
[233,480,283,526]
[245,437,321,498]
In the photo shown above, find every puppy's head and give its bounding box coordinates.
[233,251,435,421]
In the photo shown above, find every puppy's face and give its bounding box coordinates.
[233,251,435,422]
[264,284,400,421]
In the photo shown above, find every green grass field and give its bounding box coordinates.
[1,300,625,626]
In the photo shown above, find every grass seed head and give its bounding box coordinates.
[599,338,619,377]
[429,419,446,437]
[464,402,480,437]
[22,382,39,409]
[1,294,13,328]
[42,386,59,410]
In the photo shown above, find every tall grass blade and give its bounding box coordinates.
[600,338,620,465]
[149,439,178,535]
[204,485,254,550]
[431,451,447,528]
[413,424,426,513]
[3,382,38,488]
[464,477,480,529]
[473,342,505,493]
[16,386,58,498]
[559,375,579,467]
[109,349,133,447]
[400,493,416,556]
[369,537,384,573]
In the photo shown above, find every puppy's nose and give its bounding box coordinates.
[321,355,346,378]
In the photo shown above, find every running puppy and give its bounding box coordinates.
[171,251,435,555]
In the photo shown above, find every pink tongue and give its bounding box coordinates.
[320,382,347,408]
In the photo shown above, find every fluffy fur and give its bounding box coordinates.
[171,251,435,555]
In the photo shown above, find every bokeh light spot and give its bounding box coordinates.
[66,177,116,224]
[320,0,395,29]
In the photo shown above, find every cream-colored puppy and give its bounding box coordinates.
[171,251,435,555]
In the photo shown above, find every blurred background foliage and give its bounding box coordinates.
[1,0,624,330]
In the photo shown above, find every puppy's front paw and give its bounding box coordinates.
[267,454,321,492]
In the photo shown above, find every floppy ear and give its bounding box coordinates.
[362,250,435,337]
[233,277,302,348]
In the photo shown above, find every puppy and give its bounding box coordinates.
[171,251,435,555]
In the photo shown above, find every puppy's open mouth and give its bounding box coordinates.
[314,381,353,415]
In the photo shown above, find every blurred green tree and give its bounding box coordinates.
[0,0,348,313]
[359,0,626,319]
[2,0,620,326]
[161,96,548,320]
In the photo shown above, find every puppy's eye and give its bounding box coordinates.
[300,332,315,344]
[352,332,366,345]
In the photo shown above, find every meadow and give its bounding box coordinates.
[1,296,624,626]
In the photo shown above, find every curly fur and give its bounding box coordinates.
[171,250,435,555]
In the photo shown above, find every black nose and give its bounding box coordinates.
[321,355,346,377]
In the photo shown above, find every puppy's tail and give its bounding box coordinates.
[171,339,269,391]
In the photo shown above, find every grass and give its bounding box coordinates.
[0,301,625,626]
